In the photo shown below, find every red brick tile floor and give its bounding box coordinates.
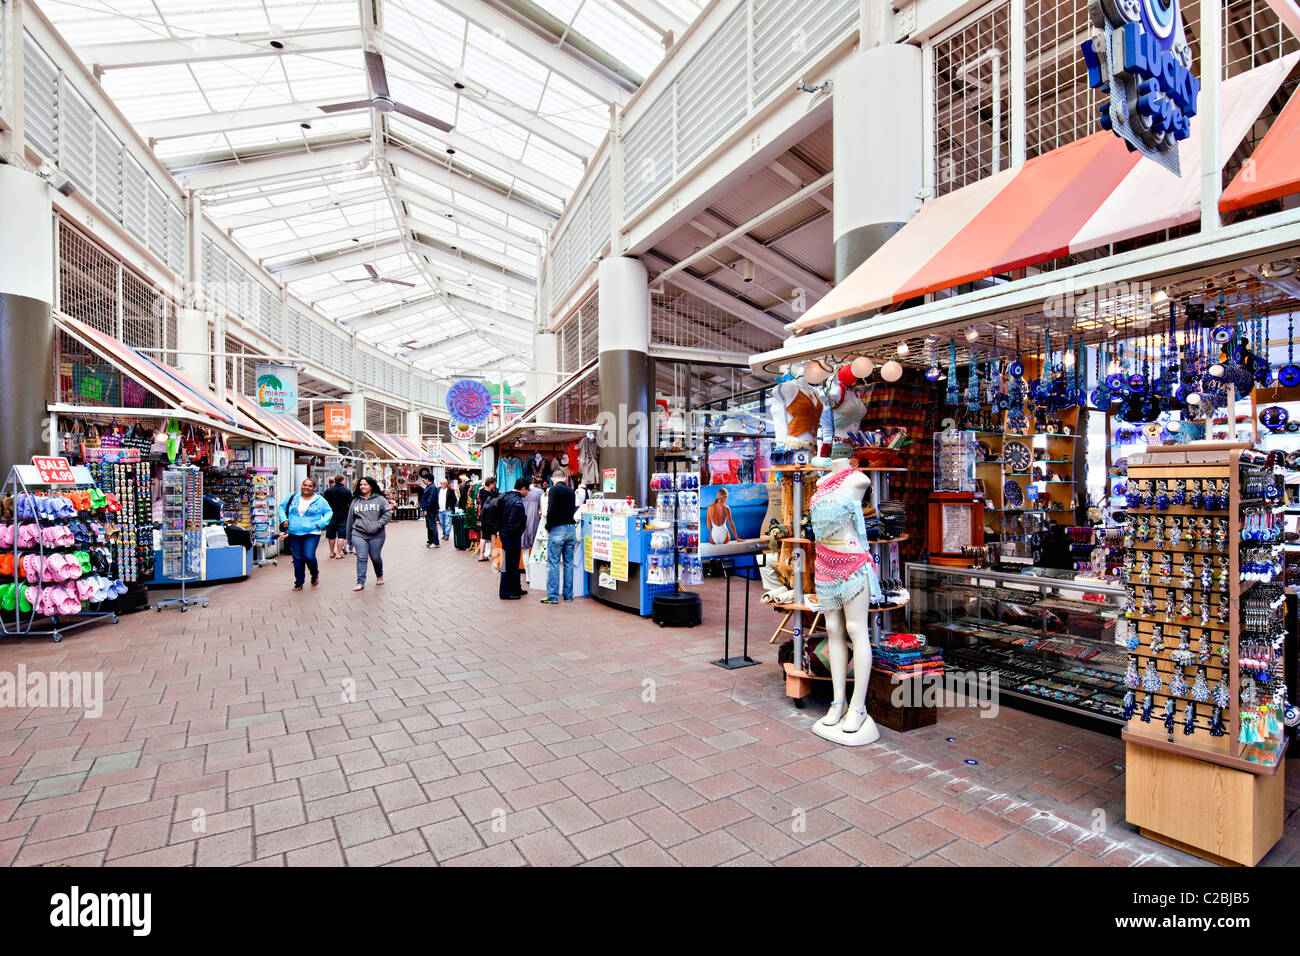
[1,519,1297,866]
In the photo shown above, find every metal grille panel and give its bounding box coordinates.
[93,119,123,222]
[57,219,118,336]
[57,76,94,193]
[1025,0,1095,158]
[932,3,1012,196]
[651,281,783,355]
[122,155,148,242]
[585,161,611,263]
[1224,0,1299,77]
[753,0,857,103]
[22,32,58,160]
[121,269,161,352]
[676,6,748,169]
[622,90,674,215]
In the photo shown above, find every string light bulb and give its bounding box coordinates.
[965,326,980,343]
[850,356,874,379]
[803,360,829,385]
[881,360,903,382]
[896,340,909,357]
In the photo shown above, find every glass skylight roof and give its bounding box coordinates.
[38,0,708,372]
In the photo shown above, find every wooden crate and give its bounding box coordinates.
[866,668,938,732]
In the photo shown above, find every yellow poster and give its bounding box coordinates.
[611,538,628,582]
[584,535,593,573]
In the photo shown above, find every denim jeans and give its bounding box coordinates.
[438,509,454,540]
[288,533,320,587]
[425,510,440,545]
[546,523,577,601]
[353,530,385,584]
[499,532,523,599]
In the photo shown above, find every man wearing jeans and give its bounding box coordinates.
[436,479,457,542]
[540,478,577,604]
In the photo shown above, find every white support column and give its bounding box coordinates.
[1200,0,1223,232]
[177,190,210,385]
[339,391,365,448]
[1009,0,1027,168]
[0,0,26,156]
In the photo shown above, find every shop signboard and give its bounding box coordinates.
[324,405,352,441]
[446,379,494,426]
[584,532,594,573]
[82,448,141,464]
[1080,0,1199,174]
[449,420,476,442]
[611,538,628,582]
[590,514,613,562]
[602,468,617,493]
[255,364,298,416]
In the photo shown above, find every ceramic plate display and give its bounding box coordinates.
[1003,479,1025,508]
[1004,440,1032,474]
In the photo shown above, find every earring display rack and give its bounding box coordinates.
[1121,442,1286,866]
[155,457,209,614]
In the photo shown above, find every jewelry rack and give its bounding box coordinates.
[1120,442,1286,865]
[155,450,209,614]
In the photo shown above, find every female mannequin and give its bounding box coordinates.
[808,455,882,744]
[770,376,822,449]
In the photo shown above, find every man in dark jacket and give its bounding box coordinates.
[418,475,440,549]
[477,477,500,562]
[322,475,353,559]
[498,477,529,600]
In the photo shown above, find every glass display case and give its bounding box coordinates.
[906,563,1127,722]
[934,429,977,493]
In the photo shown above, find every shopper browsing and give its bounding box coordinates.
[522,477,544,555]
[277,477,333,591]
[347,476,393,591]
[323,475,352,559]
[498,478,528,600]
[436,478,457,542]
[540,476,578,604]
[477,477,500,562]
[417,474,441,549]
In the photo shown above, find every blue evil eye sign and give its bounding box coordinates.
[1080,0,1199,175]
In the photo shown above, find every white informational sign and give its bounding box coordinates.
[610,515,626,537]
[941,504,971,554]
[590,514,613,562]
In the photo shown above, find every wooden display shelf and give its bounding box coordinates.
[871,534,909,545]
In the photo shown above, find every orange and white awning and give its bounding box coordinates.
[1220,82,1300,213]
[792,54,1297,333]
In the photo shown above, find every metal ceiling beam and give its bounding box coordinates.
[689,213,831,299]
[606,0,689,41]
[175,143,372,192]
[412,230,536,280]
[412,239,535,296]
[220,187,390,231]
[380,34,594,159]
[388,148,557,231]
[250,224,399,262]
[393,2,628,104]
[274,238,407,283]
[345,294,530,333]
[402,326,518,361]
[643,252,788,339]
[326,273,532,317]
[392,181,539,252]
[386,133,570,201]
[82,26,363,71]
[138,101,369,144]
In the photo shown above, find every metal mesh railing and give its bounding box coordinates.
[933,2,1012,197]
[57,218,119,336]
[1224,0,1299,78]
[651,281,783,356]
[55,329,166,410]
[1024,0,1095,158]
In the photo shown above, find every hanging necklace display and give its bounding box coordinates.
[1278,312,1300,387]
[946,339,960,405]
[1091,341,1114,409]
[925,337,941,381]
[1007,333,1027,432]
[1229,309,1255,392]
[966,351,981,410]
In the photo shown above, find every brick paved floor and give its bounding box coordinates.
[0,519,1297,866]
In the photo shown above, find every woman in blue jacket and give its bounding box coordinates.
[277,477,334,591]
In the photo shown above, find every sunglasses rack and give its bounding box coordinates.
[1120,442,1287,865]
[0,464,123,643]
[155,452,208,614]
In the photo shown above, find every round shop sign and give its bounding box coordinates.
[446,379,494,425]
[449,420,477,442]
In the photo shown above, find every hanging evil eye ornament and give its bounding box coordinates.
[946,339,960,405]
[1260,404,1290,432]
[1256,312,1273,387]
[966,351,981,410]
[1279,313,1300,387]
[1091,341,1114,409]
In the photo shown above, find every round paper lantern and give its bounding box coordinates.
[803,360,829,385]
[837,364,858,388]
[850,356,874,379]
[881,360,903,382]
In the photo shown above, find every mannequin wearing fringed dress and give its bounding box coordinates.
[808,455,883,745]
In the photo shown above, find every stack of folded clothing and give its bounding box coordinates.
[874,633,945,679]
[878,500,907,539]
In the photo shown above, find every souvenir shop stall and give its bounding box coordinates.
[51,314,335,587]
[358,432,437,518]
[749,134,1300,863]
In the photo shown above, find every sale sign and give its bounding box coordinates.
[31,456,76,483]
[324,405,352,441]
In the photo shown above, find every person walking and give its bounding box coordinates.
[437,478,457,542]
[277,477,333,591]
[476,477,500,562]
[417,474,441,549]
[498,477,528,600]
[347,476,393,590]
[540,476,578,604]
[322,475,352,559]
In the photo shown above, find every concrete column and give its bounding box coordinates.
[597,256,650,505]
[178,190,210,384]
[530,329,559,421]
[0,165,54,474]
[340,391,365,448]
[832,43,923,322]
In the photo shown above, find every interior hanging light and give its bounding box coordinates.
[881,359,903,382]
[803,359,829,385]
[850,356,874,379]
[896,340,909,357]
[965,326,980,343]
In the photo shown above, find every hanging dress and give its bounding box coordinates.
[808,468,883,611]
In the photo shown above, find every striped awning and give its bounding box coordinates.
[59,314,240,427]
[1220,83,1300,213]
[792,54,1297,333]
[228,391,334,453]
[365,431,433,464]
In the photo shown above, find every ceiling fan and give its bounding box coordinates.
[346,263,415,288]
[320,51,454,133]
